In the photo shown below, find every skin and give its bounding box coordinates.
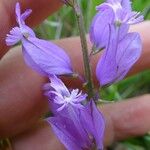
[0,0,150,149]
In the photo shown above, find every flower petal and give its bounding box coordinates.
[6,27,22,46]
[96,24,142,86]
[15,2,32,26]
[21,9,32,21]
[22,37,73,76]
[49,75,70,96]
[6,3,35,47]
[48,116,83,150]
[115,32,142,81]
[106,0,132,12]
[82,101,105,149]
[90,7,114,49]
[96,25,118,86]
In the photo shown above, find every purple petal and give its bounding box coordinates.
[48,116,83,150]
[64,106,90,145]
[6,27,22,46]
[73,94,87,103]
[49,75,70,97]
[118,24,129,41]
[115,32,142,81]
[45,76,87,113]
[15,3,35,37]
[48,106,91,150]
[21,25,36,37]
[22,43,46,74]
[80,100,105,149]
[21,9,32,21]
[120,0,132,12]
[15,2,22,26]
[47,100,105,149]
[6,3,35,47]
[106,0,131,12]
[22,37,73,76]
[127,11,144,24]
[90,7,115,49]
[96,25,118,86]
[98,0,143,25]
[96,25,142,86]
[15,2,31,26]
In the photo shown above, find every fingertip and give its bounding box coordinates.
[11,121,65,150]
[101,94,150,146]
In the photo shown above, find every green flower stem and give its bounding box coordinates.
[73,0,95,99]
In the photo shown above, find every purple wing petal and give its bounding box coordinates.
[67,107,90,143]
[22,44,46,74]
[96,24,142,86]
[120,0,132,12]
[106,0,131,12]
[101,0,143,25]
[96,25,118,86]
[89,101,105,149]
[115,32,142,81]
[48,116,82,150]
[48,105,91,150]
[90,7,115,49]
[80,100,105,149]
[22,37,73,76]
[118,24,129,41]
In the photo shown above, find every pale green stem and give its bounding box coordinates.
[73,0,95,99]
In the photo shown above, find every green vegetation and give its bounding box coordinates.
[36,0,150,149]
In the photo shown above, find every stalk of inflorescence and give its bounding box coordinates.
[72,0,95,100]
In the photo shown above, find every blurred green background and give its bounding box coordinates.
[35,0,150,149]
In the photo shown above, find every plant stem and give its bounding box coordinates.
[73,0,95,99]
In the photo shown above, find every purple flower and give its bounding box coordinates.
[6,2,73,76]
[47,100,105,150]
[90,0,143,50]
[98,0,143,25]
[96,25,142,87]
[90,8,115,51]
[6,3,35,46]
[44,75,87,112]
[45,76,105,149]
